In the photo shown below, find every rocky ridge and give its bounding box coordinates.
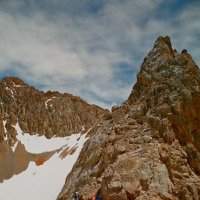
[0,76,107,185]
[57,36,200,200]
[0,77,106,151]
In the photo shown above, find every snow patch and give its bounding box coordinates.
[3,120,8,140]
[13,122,83,154]
[45,97,56,108]
[5,87,16,100]
[3,120,6,133]
[82,126,85,131]
[11,141,18,152]
[0,133,87,200]
[6,87,13,95]
[14,84,22,87]
[0,122,89,200]
[12,81,22,87]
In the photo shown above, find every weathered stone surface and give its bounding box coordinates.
[0,77,106,144]
[0,76,107,184]
[58,36,200,200]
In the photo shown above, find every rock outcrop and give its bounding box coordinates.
[57,36,200,200]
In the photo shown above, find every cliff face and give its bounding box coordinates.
[58,36,200,200]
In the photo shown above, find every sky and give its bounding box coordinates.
[0,0,199,108]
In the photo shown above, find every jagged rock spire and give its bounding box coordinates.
[154,36,173,52]
[128,36,199,104]
[58,36,200,200]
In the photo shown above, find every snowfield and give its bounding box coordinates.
[0,122,89,200]
[14,122,85,154]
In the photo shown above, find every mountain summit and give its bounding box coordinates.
[1,36,200,200]
[58,36,200,200]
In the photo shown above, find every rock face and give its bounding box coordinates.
[0,76,108,185]
[0,77,106,149]
[57,36,200,200]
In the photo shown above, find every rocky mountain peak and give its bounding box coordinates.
[0,76,106,145]
[1,77,29,93]
[128,36,199,104]
[154,36,173,52]
[2,76,27,85]
[58,36,200,200]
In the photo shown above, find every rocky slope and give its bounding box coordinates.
[0,77,107,184]
[0,77,106,150]
[57,36,200,200]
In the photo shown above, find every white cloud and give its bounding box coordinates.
[0,0,199,108]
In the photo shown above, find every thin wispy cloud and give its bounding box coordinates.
[0,0,199,108]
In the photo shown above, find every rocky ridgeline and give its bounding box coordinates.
[58,36,200,200]
[0,77,106,150]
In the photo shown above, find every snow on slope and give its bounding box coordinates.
[3,120,8,140]
[3,120,6,133]
[14,122,84,154]
[45,97,56,108]
[0,123,89,200]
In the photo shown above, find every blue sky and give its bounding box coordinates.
[0,0,199,108]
